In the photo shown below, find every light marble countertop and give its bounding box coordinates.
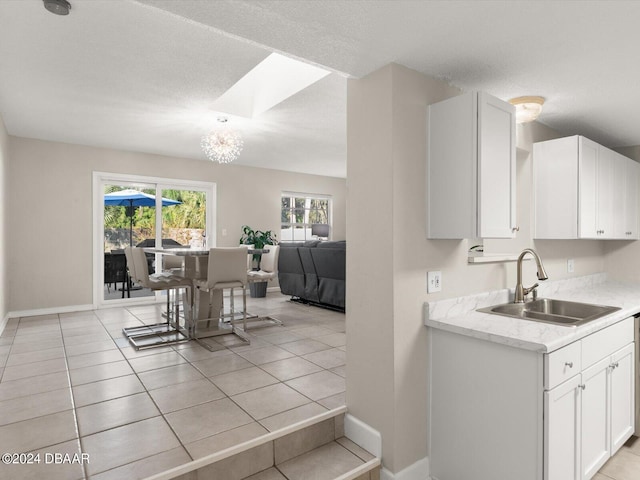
[424,273,640,353]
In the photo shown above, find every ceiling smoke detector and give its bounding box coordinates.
[43,0,71,16]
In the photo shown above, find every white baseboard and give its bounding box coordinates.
[344,414,382,458]
[6,286,284,321]
[0,312,8,336]
[8,304,96,320]
[381,457,430,480]
[344,414,430,480]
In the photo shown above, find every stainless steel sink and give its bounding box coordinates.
[477,298,621,327]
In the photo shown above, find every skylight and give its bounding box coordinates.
[211,53,331,118]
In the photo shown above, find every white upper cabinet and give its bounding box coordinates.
[427,91,516,239]
[623,156,639,239]
[533,135,639,240]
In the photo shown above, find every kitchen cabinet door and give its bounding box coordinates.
[534,136,579,239]
[578,138,602,238]
[609,343,635,453]
[477,92,517,238]
[534,136,638,240]
[427,91,515,239]
[581,357,611,480]
[544,374,581,480]
[611,151,627,238]
[624,157,639,239]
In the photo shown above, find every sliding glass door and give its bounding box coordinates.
[103,182,156,302]
[94,172,216,307]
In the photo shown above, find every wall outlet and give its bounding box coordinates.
[428,271,442,293]
[567,258,575,273]
[222,228,228,237]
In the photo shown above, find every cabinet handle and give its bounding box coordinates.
[611,362,619,369]
[565,361,573,368]
[579,384,586,390]
[512,226,520,232]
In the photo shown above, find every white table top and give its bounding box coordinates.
[144,247,269,256]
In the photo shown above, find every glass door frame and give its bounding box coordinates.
[92,171,216,308]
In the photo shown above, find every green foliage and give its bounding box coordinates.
[239,225,277,248]
[103,187,206,230]
[239,225,277,270]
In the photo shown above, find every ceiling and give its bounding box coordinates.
[1,1,640,179]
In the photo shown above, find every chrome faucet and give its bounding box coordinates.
[514,248,549,303]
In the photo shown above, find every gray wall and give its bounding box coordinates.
[7,136,346,312]
[0,115,7,322]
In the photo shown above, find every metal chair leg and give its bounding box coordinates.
[242,285,247,332]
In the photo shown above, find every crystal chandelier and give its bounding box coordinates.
[201,117,244,164]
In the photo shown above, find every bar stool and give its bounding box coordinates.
[193,247,249,345]
[243,245,283,329]
[122,246,192,349]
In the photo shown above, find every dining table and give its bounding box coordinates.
[144,246,271,341]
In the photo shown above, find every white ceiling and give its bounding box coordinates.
[2,1,640,179]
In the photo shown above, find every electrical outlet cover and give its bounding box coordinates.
[427,271,442,293]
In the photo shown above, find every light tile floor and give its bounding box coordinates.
[597,435,640,480]
[4,292,637,480]
[0,293,346,480]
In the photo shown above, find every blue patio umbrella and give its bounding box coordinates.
[104,189,181,246]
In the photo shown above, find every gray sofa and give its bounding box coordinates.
[278,240,345,310]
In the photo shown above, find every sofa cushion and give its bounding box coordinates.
[277,240,345,310]
[277,245,305,298]
[316,240,346,249]
[309,246,345,308]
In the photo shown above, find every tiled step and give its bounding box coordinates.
[145,406,380,480]
[247,437,381,480]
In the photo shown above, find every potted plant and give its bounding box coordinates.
[239,225,277,297]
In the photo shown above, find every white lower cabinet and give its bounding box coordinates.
[429,317,634,480]
[580,356,610,478]
[609,343,635,451]
[543,321,635,480]
[544,375,581,480]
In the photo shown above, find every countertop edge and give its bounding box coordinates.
[425,280,640,353]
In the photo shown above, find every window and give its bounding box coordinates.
[93,171,215,306]
[281,192,331,241]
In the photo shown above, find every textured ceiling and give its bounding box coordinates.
[2,0,640,179]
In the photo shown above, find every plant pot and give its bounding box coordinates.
[249,281,268,298]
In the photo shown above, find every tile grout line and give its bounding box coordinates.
[2,296,347,479]
[144,406,348,480]
[83,305,196,479]
[58,312,90,480]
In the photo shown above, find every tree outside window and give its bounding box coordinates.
[281,193,331,241]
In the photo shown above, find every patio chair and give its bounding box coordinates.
[104,251,129,298]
